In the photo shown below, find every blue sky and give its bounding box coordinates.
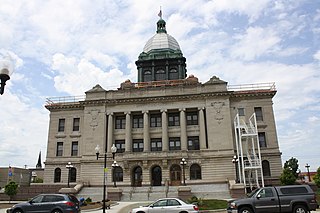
[0,0,319,172]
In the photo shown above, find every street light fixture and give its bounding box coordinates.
[111,160,119,188]
[0,55,14,95]
[65,162,74,188]
[95,144,117,213]
[180,158,187,186]
[305,163,311,182]
[232,155,239,183]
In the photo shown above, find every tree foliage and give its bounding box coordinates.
[313,167,320,187]
[280,167,297,185]
[4,181,18,201]
[283,157,299,179]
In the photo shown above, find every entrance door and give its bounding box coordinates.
[170,164,181,186]
[132,166,142,187]
[151,166,162,186]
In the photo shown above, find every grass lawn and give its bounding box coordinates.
[198,199,228,210]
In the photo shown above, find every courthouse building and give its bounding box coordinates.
[43,17,282,189]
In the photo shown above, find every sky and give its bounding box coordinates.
[0,0,319,172]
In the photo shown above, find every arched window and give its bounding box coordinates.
[144,70,152,82]
[54,168,61,183]
[113,167,123,182]
[169,69,178,80]
[155,69,166,81]
[190,164,202,180]
[70,167,77,182]
[262,160,271,177]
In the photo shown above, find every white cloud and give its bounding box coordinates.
[314,50,320,61]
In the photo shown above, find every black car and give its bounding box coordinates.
[7,194,80,213]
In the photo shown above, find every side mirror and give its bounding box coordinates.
[257,194,261,199]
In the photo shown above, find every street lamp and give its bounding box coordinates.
[111,160,119,188]
[232,155,239,183]
[66,162,74,188]
[180,158,187,186]
[305,163,311,182]
[0,55,14,95]
[95,144,117,213]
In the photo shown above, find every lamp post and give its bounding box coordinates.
[232,155,239,183]
[180,158,187,186]
[66,162,74,188]
[0,55,14,95]
[95,144,117,213]
[111,160,119,188]
[305,163,311,182]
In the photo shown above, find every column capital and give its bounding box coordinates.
[142,110,149,114]
[107,112,114,116]
[161,109,167,113]
[179,108,186,112]
[198,107,205,111]
[125,111,131,115]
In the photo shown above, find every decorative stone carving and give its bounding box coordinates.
[205,76,226,84]
[89,109,100,130]
[211,102,225,124]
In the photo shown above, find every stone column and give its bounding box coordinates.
[161,109,168,151]
[125,112,132,152]
[107,112,114,153]
[143,110,150,152]
[199,107,207,150]
[180,108,187,151]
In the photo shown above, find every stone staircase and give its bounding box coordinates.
[77,183,231,202]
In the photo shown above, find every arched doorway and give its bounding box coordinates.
[70,168,77,182]
[170,164,181,186]
[132,166,142,187]
[151,166,162,186]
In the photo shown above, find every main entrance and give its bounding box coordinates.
[132,166,142,187]
[151,166,162,186]
[170,164,181,186]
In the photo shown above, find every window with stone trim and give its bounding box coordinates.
[238,108,245,116]
[144,70,152,82]
[254,107,263,121]
[258,132,267,148]
[54,168,61,183]
[262,160,271,177]
[58,118,65,132]
[73,118,80,131]
[190,164,202,180]
[150,113,162,127]
[168,112,180,126]
[186,111,198,125]
[132,114,143,128]
[71,141,78,156]
[155,69,166,81]
[151,138,162,151]
[169,69,178,80]
[132,139,144,152]
[113,167,123,182]
[115,115,126,129]
[56,142,63,156]
[115,140,125,153]
[188,136,200,150]
[169,137,181,150]
[70,167,77,182]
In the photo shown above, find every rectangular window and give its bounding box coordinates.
[132,114,143,128]
[132,139,144,152]
[56,142,63,156]
[258,132,267,148]
[169,137,181,150]
[150,113,162,127]
[151,138,162,151]
[115,140,125,153]
[115,116,126,129]
[186,111,198,125]
[254,107,263,121]
[188,136,200,150]
[168,112,180,126]
[58,119,65,132]
[238,108,245,116]
[73,118,80,131]
[71,141,78,156]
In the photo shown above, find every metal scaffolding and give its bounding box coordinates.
[234,113,264,192]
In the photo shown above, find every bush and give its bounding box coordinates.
[4,181,18,201]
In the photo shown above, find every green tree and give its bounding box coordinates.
[280,167,296,185]
[313,167,320,187]
[4,181,18,201]
[284,157,299,179]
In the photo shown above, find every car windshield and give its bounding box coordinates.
[247,188,260,198]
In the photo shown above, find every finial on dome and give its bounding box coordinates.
[156,8,167,33]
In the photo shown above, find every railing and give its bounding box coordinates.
[228,82,276,91]
[45,96,85,106]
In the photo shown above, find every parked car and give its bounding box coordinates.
[6,193,80,213]
[129,198,199,213]
[227,185,318,213]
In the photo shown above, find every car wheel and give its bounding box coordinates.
[293,205,308,213]
[51,209,62,213]
[13,209,24,213]
[239,207,253,213]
